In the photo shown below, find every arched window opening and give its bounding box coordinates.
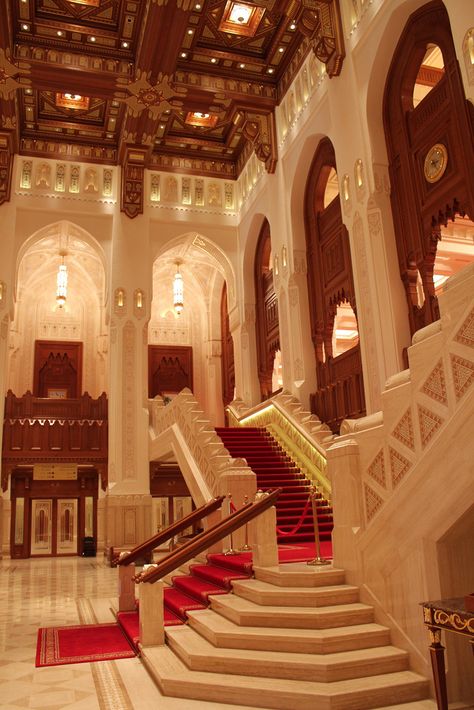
[433,215,474,294]
[323,168,339,208]
[413,44,445,107]
[332,302,359,357]
[304,137,366,432]
[255,220,280,401]
[271,349,283,392]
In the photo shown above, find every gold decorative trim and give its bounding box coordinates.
[434,609,474,634]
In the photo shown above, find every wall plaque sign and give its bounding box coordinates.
[33,464,78,481]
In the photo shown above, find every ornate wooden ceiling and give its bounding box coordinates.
[0,0,345,214]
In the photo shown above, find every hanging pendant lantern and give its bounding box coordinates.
[56,257,68,307]
[173,260,184,316]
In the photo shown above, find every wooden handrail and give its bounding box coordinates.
[115,495,226,566]
[135,488,282,584]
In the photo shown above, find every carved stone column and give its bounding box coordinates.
[105,210,153,551]
[0,201,16,553]
[228,303,261,407]
[284,251,318,409]
[205,339,224,427]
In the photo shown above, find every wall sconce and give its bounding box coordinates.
[173,260,184,316]
[281,246,287,268]
[273,255,279,276]
[135,289,144,309]
[114,287,126,315]
[0,281,4,304]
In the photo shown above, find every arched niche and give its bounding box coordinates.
[254,219,280,401]
[9,222,108,398]
[149,232,234,422]
[304,137,366,433]
[383,0,474,336]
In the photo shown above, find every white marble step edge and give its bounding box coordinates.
[140,645,429,710]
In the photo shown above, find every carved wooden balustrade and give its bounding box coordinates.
[311,346,366,433]
[2,390,108,490]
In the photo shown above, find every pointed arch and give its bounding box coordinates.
[304,137,365,432]
[383,0,474,335]
[254,218,280,400]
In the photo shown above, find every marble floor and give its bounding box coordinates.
[0,555,262,710]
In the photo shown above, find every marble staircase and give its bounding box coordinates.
[140,562,431,710]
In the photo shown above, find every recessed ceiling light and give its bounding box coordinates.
[278,47,284,53]
[25,88,33,95]
[160,124,165,129]
[289,22,296,30]
[106,133,114,138]
[89,36,96,42]
[180,52,187,58]
[195,3,201,9]
[267,67,274,74]
[211,58,217,63]
[21,23,30,31]
[57,30,63,37]
[239,63,245,69]
[187,29,193,35]
[121,41,129,48]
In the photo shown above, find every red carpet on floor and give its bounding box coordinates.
[36,622,136,667]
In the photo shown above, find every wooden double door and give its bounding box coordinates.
[10,468,98,558]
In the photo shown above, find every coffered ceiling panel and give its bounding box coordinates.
[1,0,345,178]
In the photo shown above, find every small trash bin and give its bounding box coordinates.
[82,536,96,557]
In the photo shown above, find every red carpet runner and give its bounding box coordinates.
[215,426,333,545]
[36,622,136,667]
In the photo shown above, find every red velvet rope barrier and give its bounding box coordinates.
[276,495,313,536]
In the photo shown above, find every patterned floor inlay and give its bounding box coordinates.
[0,555,262,710]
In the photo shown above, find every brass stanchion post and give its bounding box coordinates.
[307,486,331,566]
[224,493,239,555]
[240,495,252,551]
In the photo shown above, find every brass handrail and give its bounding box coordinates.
[115,495,226,566]
[135,488,282,584]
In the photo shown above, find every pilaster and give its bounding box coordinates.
[229,303,261,407]
[106,210,153,549]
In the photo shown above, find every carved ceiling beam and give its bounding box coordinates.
[137,1,194,82]
[286,0,345,77]
[121,146,147,220]
[240,111,278,174]
[0,3,22,203]
[0,132,14,206]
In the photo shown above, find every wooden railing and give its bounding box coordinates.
[4,390,108,419]
[115,495,226,566]
[135,488,282,584]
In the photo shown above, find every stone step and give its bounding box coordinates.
[231,579,359,607]
[166,625,409,682]
[254,564,344,587]
[210,594,374,629]
[141,646,429,710]
[187,610,391,654]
